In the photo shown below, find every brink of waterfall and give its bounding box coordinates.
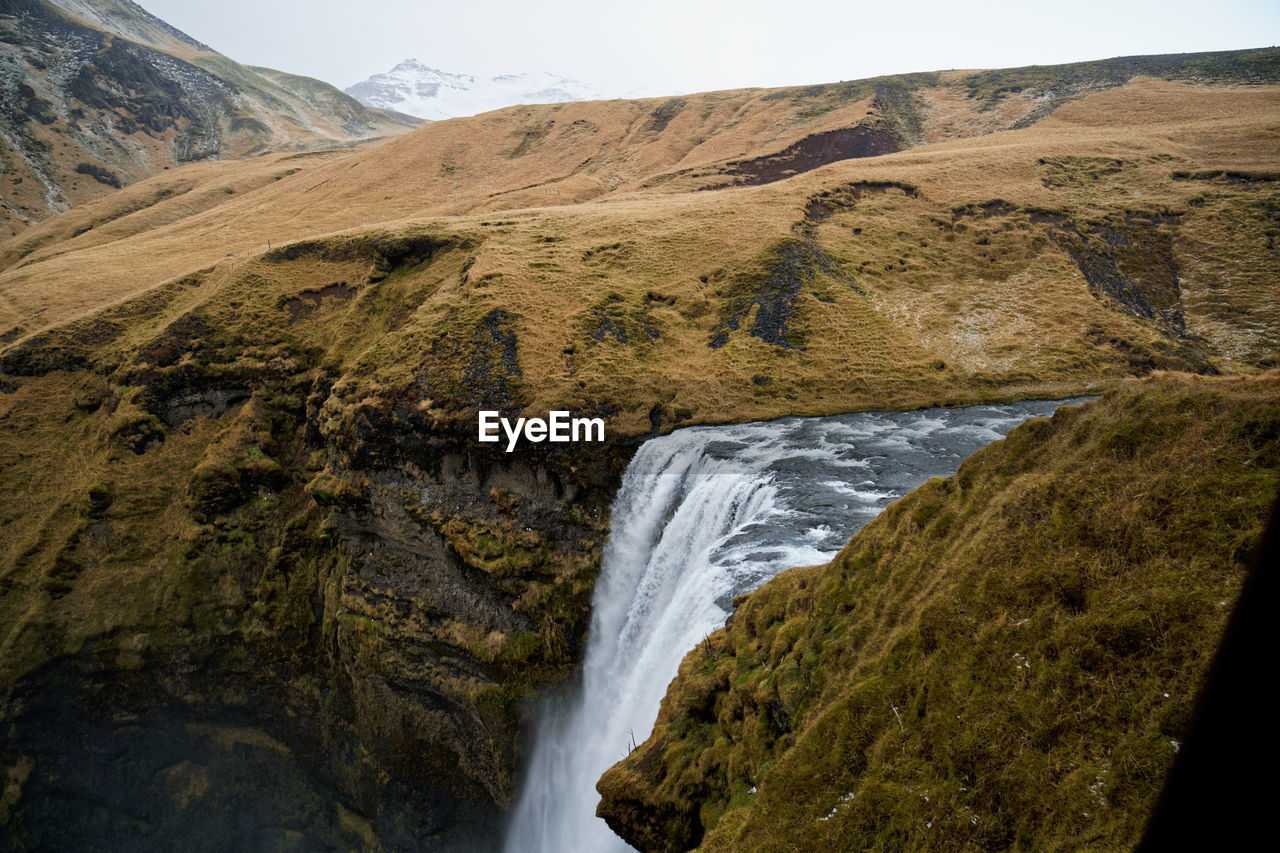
[504,399,1088,852]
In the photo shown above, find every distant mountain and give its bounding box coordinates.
[0,0,420,237]
[345,59,609,120]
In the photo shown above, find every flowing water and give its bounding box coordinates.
[503,398,1088,852]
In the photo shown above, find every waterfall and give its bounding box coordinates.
[503,399,1087,852]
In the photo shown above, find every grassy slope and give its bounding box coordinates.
[0,146,368,273]
[597,372,1280,852]
[3,49,1276,336]
[0,229,618,845]
[2,80,1278,431]
[0,231,614,688]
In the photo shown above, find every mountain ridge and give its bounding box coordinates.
[0,0,420,236]
[45,0,212,55]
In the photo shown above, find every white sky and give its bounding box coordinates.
[140,0,1280,95]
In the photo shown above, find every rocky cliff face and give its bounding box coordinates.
[0,0,418,237]
[0,232,636,850]
[597,372,1280,851]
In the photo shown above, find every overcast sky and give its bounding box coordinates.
[140,0,1280,95]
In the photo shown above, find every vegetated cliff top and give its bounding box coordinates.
[0,0,420,237]
[597,370,1280,852]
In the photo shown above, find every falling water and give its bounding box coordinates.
[503,398,1088,852]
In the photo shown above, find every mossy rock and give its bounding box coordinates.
[189,459,242,519]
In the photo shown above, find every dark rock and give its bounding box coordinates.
[75,163,123,188]
[714,125,900,188]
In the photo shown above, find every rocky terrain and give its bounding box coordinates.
[0,0,419,237]
[0,34,1277,850]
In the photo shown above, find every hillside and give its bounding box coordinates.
[597,372,1280,851]
[0,0,419,237]
[0,47,1278,849]
[3,70,1278,420]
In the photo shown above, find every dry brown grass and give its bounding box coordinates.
[2,80,1277,441]
[1,79,1273,321]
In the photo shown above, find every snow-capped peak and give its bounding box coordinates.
[345,60,608,121]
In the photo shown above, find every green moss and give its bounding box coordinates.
[304,469,367,508]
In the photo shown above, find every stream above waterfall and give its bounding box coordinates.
[503,397,1092,852]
